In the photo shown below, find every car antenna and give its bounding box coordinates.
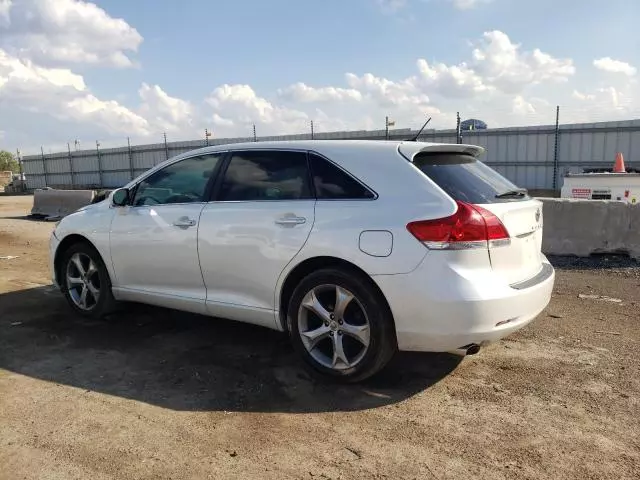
[405,117,432,142]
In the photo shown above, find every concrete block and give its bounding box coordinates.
[31,189,96,218]
[540,198,640,259]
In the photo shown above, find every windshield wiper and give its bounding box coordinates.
[495,188,528,199]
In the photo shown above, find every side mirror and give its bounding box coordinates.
[112,188,130,207]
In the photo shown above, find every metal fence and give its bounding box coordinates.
[19,119,640,192]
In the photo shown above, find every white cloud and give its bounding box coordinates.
[472,31,575,93]
[512,95,536,115]
[556,85,640,124]
[450,0,492,9]
[274,30,636,131]
[336,30,566,121]
[0,0,142,68]
[276,74,440,134]
[377,0,492,12]
[212,113,234,128]
[138,83,195,134]
[2,20,639,152]
[0,48,149,138]
[598,86,621,108]
[282,30,576,130]
[0,49,85,90]
[416,59,490,97]
[345,72,431,107]
[66,95,149,134]
[278,82,363,103]
[593,57,637,76]
[572,90,596,101]
[570,86,631,111]
[206,84,310,136]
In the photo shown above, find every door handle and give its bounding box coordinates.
[275,215,307,226]
[173,216,197,228]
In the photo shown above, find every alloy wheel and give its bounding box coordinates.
[65,252,101,311]
[297,284,371,370]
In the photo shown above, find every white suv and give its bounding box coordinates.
[50,140,554,382]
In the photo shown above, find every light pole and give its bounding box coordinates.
[385,116,395,140]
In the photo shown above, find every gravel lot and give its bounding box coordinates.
[1,195,639,480]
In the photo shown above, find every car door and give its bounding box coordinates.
[109,153,224,314]
[198,149,315,328]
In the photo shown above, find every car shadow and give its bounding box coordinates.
[2,215,52,222]
[0,286,462,413]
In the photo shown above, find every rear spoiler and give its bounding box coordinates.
[397,142,485,162]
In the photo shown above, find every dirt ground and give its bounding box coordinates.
[1,195,639,480]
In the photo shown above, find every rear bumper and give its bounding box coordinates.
[373,254,555,352]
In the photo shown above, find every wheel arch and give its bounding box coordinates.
[54,234,104,287]
[277,256,395,332]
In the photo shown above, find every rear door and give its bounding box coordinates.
[197,149,315,328]
[412,152,544,285]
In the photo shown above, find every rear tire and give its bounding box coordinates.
[60,242,118,319]
[287,267,397,383]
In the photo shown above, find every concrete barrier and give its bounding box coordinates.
[31,189,96,219]
[25,191,640,259]
[540,198,640,259]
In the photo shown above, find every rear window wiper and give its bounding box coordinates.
[495,189,528,199]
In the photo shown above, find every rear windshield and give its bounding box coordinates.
[413,153,529,204]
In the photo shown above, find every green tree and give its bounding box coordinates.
[0,150,19,173]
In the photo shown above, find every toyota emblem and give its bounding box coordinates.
[535,209,541,223]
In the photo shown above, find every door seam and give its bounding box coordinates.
[195,203,209,299]
[272,199,317,316]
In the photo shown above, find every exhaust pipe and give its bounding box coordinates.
[448,343,482,357]
[464,343,481,355]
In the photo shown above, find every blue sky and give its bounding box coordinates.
[0,0,638,153]
[89,0,638,98]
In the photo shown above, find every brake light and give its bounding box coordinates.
[406,201,510,249]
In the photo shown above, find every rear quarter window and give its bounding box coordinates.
[309,153,375,200]
[413,153,529,204]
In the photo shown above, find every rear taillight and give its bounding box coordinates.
[406,201,510,250]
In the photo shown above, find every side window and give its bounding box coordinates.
[133,154,222,206]
[309,154,375,200]
[218,151,312,201]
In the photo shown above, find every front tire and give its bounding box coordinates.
[287,267,397,383]
[60,242,117,319]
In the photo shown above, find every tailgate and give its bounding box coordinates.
[409,149,546,286]
[479,200,544,285]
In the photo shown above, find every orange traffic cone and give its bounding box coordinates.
[613,152,626,173]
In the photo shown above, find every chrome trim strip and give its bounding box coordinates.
[424,240,487,250]
[424,238,512,250]
[515,230,538,239]
[510,262,554,290]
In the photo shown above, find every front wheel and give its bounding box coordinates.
[60,242,117,318]
[287,268,397,382]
